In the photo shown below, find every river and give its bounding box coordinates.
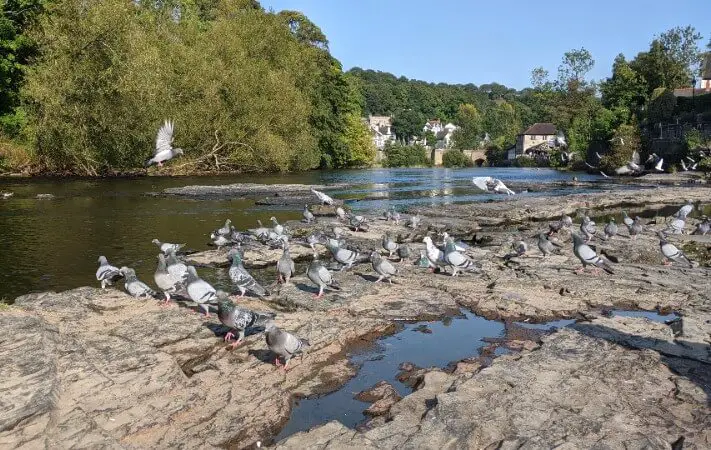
[0,168,606,300]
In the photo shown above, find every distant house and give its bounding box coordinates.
[367,115,396,149]
[512,123,558,159]
[423,119,459,149]
[673,53,711,97]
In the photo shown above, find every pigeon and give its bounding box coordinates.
[537,233,561,257]
[306,255,340,298]
[185,266,217,316]
[119,267,157,299]
[391,209,401,225]
[211,233,232,249]
[305,232,322,252]
[145,120,184,167]
[381,232,399,258]
[603,218,618,239]
[511,240,528,257]
[370,251,398,283]
[311,188,334,205]
[166,250,188,280]
[417,249,433,268]
[154,253,186,304]
[335,206,346,221]
[580,216,597,242]
[227,249,268,297]
[443,237,480,277]
[348,213,367,231]
[277,244,295,284]
[331,226,346,240]
[152,239,185,255]
[408,215,421,229]
[621,211,634,228]
[654,158,664,172]
[324,240,359,271]
[248,220,270,240]
[264,321,310,369]
[665,217,686,235]
[548,214,573,235]
[397,244,411,262]
[269,217,284,236]
[614,150,642,175]
[217,219,232,236]
[472,176,515,195]
[441,232,469,252]
[600,171,610,178]
[681,160,689,171]
[217,294,276,347]
[692,217,710,235]
[302,205,315,224]
[676,200,694,219]
[96,256,122,289]
[628,217,644,239]
[423,236,447,272]
[0,191,13,199]
[571,233,614,274]
[383,210,393,222]
[657,232,692,267]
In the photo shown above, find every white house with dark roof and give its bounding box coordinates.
[367,115,396,149]
[513,123,558,158]
[423,119,459,149]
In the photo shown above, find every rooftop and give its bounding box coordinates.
[522,123,557,136]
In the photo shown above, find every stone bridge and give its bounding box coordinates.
[430,149,487,166]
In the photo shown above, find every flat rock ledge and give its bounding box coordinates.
[2,184,711,449]
[162,183,348,200]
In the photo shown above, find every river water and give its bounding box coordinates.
[0,168,607,300]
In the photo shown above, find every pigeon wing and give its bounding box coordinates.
[154,120,174,156]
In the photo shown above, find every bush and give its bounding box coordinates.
[514,156,539,167]
[699,157,711,174]
[383,142,430,167]
[442,150,473,168]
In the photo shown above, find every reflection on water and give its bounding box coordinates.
[0,168,609,299]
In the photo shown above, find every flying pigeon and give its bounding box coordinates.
[603,218,618,239]
[423,236,447,272]
[472,176,515,195]
[265,321,310,369]
[628,216,644,239]
[311,188,334,205]
[443,237,480,276]
[676,200,694,219]
[681,160,689,171]
[217,294,276,347]
[227,249,268,297]
[185,266,217,316]
[306,255,340,298]
[152,239,185,255]
[537,233,561,257]
[571,233,614,274]
[657,232,692,267]
[119,267,157,299]
[381,232,399,258]
[324,239,359,271]
[654,157,664,172]
[692,217,710,235]
[277,244,295,284]
[614,150,642,175]
[154,253,186,304]
[96,256,122,289]
[145,120,184,167]
[0,191,13,199]
[370,251,398,283]
[302,205,315,224]
[600,171,610,178]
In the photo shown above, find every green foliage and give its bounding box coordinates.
[556,47,595,91]
[647,88,677,123]
[392,109,425,141]
[482,101,521,148]
[698,157,711,173]
[340,112,375,167]
[684,128,703,150]
[452,103,481,149]
[514,156,539,167]
[383,142,429,167]
[600,54,647,111]
[441,150,473,168]
[484,144,506,166]
[600,124,641,172]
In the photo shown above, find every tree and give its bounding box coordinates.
[658,26,703,74]
[340,112,375,167]
[482,101,521,148]
[392,109,425,142]
[442,150,473,168]
[557,48,594,91]
[600,54,647,113]
[600,123,641,173]
[452,103,482,149]
[530,67,551,89]
[646,88,677,123]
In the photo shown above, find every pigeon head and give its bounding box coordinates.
[656,231,668,242]
[186,266,199,280]
[98,256,108,265]
[370,250,381,261]
[173,148,184,156]
[571,233,584,245]
[609,218,615,223]
[152,239,161,245]
[422,236,432,245]
[119,267,135,277]
[538,233,548,241]
[270,217,277,223]
[264,320,277,332]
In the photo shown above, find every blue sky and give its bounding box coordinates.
[262,0,711,89]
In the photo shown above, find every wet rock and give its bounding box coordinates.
[355,381,402,417]
[450,358,483,375]
[412,324,432,334]
[162,182,348,199]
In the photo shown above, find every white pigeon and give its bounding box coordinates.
[615,150,641,175]
[311,188,334,205]
[472,176,515,196]
[654,158,664,172]
[145,120,184,167]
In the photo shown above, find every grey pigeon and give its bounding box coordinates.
[381,233,399,258]
[621,211,634,228]
[325,239,359,271]
[441,232,469,252]
[307,255,340,298]
[423,236,447,272]
[96,256,122,289]
[657,232,693,267]
[166,250,188,280]
[444,238,480,277]
[154,253,186,304]
[408,215,421,229]
[348,213,367,232]
[265,321,310,369]
[370,251,398,283]
[336,206,346,221]
[666,216,686,235]
[628,217,644,239]
[119,267,157,299]
[270,217,285,235]
[692,217,710,235]
[145,120,184,167]
[417,249,433,268]
[217,219,232,236]
[302,205,315,224]
[277,244,295,284]
[185,266,217,316]
[511,240,528,257]
[217,294,276,347]
[392,209,401,225]
[227,249,268,297]
[603,218,618,239]
[248,220,270,240]
[580,216,597,242]
[152,239,185,255]
[537,233,561,257]
[571,233,614,274]
[211,233,232,249]
[397,244,411,262]
[676,200,693,219]
[306,232,322,251]
[311,188,334,205]
[383,210,393,221]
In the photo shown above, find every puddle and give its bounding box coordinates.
[611,309,678,322]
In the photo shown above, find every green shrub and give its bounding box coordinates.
[383,142,430,167]
[442,150,473,168]
[699,157,711,174]
[514,156,538,167]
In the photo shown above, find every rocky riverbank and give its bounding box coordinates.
[1,185,710,449]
